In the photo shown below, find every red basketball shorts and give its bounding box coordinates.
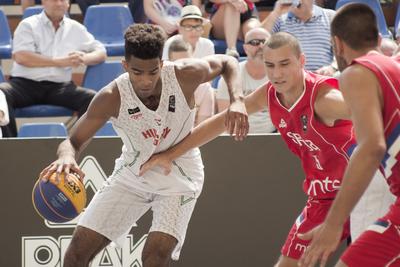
[281,198,350,260]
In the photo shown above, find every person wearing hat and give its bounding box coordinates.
[162,5,215,60]
[144,0,202,35]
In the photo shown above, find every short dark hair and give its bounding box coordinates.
[264,32,302,58]
[168,37,191,58]
[331,3,378,50]
[124,24,167,60]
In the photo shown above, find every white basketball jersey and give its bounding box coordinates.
[109,62,204,197]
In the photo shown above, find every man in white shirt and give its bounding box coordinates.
[0,0,106,137]
[162,5,215,60]
[0,90,9,138]
[217,27,275,133]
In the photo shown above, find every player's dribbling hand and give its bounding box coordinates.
[226,99,249,141]
[297,223,342,267]
[139,153,173,176]
[40,156,85,184]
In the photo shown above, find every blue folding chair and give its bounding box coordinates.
[84,5,134,56]
[95,121,117,136]
[0,68,4,83]
[211,39,246,56]
[82,61,125,91]
[395,3,400,38]
[335,0,392,38]
[0,0,15,5]
[18,123,68,137]
[0,9,12,59]
[15,105,74,118]
[22,6,44,19]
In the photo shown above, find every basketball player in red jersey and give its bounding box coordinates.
[299,4,400,267]
[140,31,358,267]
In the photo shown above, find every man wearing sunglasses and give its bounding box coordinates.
[162,5,215,60]
[217,27,275,133]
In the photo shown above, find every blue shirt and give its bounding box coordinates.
[273,5,335,71]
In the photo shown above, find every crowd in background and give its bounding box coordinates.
[0,0,399,137]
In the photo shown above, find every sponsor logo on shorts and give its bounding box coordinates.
[295,243,307,252]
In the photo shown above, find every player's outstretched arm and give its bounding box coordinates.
[40,82,120,182]
[298,65,386,267]
[139,85,268,176]
[176,55,248,140]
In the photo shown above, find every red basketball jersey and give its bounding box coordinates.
[352,52,400,197]
[267,71,356,199]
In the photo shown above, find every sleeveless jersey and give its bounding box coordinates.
[267,71,356,199]
[352,52,400,197]
[109,62,204,196]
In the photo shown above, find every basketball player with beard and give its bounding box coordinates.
[299,4,400,267]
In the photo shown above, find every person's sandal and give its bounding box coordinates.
[225,48,240,60]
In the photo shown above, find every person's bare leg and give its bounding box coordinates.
[335,260,348,267]
[64,226,110,267]
[142,231,178,267]
[210,5,226,39]
[274,255,300,267]
[21,0,35,11]
[223,3,241,52]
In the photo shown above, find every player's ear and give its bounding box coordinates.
[333,36,344,57]
[122,59,129,72]
[299,53,306,68]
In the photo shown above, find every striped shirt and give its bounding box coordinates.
[272,5,335,71]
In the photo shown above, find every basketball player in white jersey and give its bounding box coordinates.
[39,24,248,267]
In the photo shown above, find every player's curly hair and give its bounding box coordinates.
[124,24,167,60]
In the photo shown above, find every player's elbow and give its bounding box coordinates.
[366,140,387,162]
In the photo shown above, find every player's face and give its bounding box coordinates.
[123,56,163,99]
[263,44,305,94]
